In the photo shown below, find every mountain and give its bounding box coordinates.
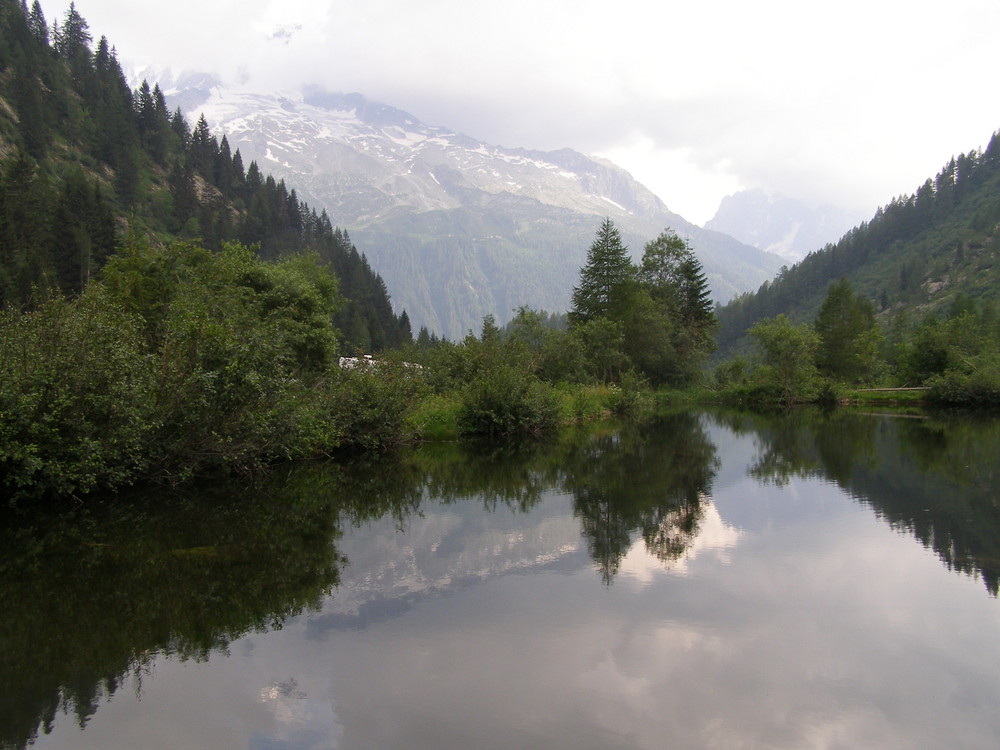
[715,133,1000,354]
[0,3,408,353]
[705,189,865,263]
[178,86,782,338]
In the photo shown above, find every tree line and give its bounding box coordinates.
[0,0,410,352]
[714,278,1000,406]
[716,129,1000,355]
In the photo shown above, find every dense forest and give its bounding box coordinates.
[709,124,1000,406]
[717,132,1000,352]
[0,0,410,352]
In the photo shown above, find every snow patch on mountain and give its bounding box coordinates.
[157,82,781,337]
[185,88,665,228]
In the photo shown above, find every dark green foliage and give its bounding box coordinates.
[569,217,635,325]
[566,223,717,386]
[457,362,560,437]
[407,315,562,437]
[813,279,880,383]
[708,124,1000,404]
[0,151,53,301]
[0,241,366,502]
[927,354,1000,406]
[505,306,588,383]
[102,242,344,478]
[0,287,155,501]
[747,314,820,404]
[0,0,409,352]
[635,230,717,384]
[716,129,1000,356]
[49,166,116,293]
[326,362,425,451]
[576,316,629,383]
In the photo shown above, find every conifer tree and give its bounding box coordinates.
[569,218,635,326]
[814,279,880,383]
[190,114,217,177]
[27,0,46,44]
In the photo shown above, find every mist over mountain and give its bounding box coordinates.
[705,189,865,263]
[173,84,782,338]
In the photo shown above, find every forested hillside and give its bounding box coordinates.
[0,0,410,351]
[717,131,1000,354]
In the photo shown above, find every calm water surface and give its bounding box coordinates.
[3,410,1000,749]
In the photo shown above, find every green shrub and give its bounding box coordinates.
[0,289,155,502]
[100,242,344,478]
[326,362,425,451]
[927,355,1000,406]
[457,364,560,437]
[604,370,650,415]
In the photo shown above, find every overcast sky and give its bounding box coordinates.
[41,0,1000,225]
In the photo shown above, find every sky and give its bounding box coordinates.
[40,0,1000,225]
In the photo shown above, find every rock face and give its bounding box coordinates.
[705,189,864,263]
[184,85,782,337]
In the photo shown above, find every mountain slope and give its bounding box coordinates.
[0,2,408,352]
[716,132,1000,354]
[184,87,782,337]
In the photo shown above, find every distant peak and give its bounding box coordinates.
[300,89,420,130]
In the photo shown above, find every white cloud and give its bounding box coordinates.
[47,0,1000,225]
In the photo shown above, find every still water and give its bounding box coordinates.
[3,410,1000,749]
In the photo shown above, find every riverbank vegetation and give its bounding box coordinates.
[2,2,999,508]
[0,237,602,504]
[3,215,999,507]
[1,219,720,504]
[709,278,1000,407]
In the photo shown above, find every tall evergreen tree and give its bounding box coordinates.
[26,0,46,44]
[569,218,635,325]
[53,1,90,80]
[814,279,880,383]
[632,230,717,384]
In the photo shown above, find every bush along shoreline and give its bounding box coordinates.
[8,223,996,507]
[0,241,658,507]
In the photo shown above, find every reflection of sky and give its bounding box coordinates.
[31,423,1000,750]
[617,498,743,584]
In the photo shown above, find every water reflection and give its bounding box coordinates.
[717,409,1000,595]
[0,415,721,749]
[0,475,351,750]
[3,409,1000,749]
[564,414,720,583]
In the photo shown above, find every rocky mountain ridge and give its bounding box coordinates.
[706,189,865,263]
[174,83,783,337]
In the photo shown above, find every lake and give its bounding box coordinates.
[3,409,1000,749]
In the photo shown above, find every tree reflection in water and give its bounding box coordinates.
[716,408,1000,596]
[564,414,720,584]
[5,408,997,749]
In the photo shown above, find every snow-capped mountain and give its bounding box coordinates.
[175,84,782,337]
[195,88,672,229]
[705,189,865,263]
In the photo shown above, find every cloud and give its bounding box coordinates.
[267,24,303,43]
[53,0,1000,224]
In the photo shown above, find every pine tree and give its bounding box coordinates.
[189,114,217,177]
[54,1,91,83]
[569,218,635,326]
[814,279,880,383]
[27,0,46,45]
